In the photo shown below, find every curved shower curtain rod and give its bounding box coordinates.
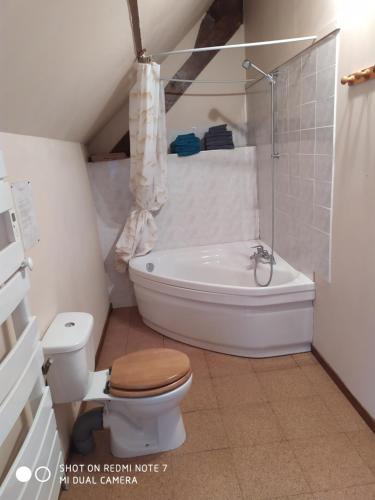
[160,78,256,84]
[149,35,317,59]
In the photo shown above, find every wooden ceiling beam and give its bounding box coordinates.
[111,0,243,155]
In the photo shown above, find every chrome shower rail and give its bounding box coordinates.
[149,35,317,59]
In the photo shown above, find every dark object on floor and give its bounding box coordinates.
[170,133,201,156]
[72,407,103,455]
[204,124,234,150]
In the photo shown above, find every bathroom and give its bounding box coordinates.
[0,0,375,498]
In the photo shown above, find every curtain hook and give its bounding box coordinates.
[137,49,152,63]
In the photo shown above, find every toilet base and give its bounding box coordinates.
[103,405,186,458]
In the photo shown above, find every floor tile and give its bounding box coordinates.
[347,428,375,469]
[125,327,164,353]
[220,402,285,447]
[164,337,204,355]
[257,368,316,401]
[111,456,175,500]
[293,352,318,367]
[173,409,228,455]
[286,495,315,500]
[71,307,375,500]
[97,338,127,369]
[300,365,338,395]
[320,390,368,432]
[172,449,242,500]
[212,373,265,407]
[206,351,252,378]
[181,377,218,412]
[186,351,210,379]
[271,396,343,439]
[311,484,375,499]
[290,433,375,492]
[250,355,298,372]
[61,482,115,500]
[232,442,311,499]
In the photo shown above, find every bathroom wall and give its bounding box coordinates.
[0,0,212,144]
[0,132,110,452]
[245,0,375,419]
[247,34,337,279]
[88,146,258,307]
[88,22,247,154]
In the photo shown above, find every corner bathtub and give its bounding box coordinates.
[129,241,315,357]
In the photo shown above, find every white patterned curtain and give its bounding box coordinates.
[115,62,167,272]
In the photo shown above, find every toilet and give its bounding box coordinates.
[42,312,192,458]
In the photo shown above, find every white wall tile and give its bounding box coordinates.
[301,73,317,103]
[317,36,337,71]
[315,155,332,181]
[301,102,316,129]
[299,155,315,179]
[89,147,258,305]
[316,126,334,155]
[300,129,316,154]
[317,66,336,100]
[316,97,334,127]
[313,206,331,233]
[301,48,317,75]
[315,180,332,207]
[247,32,337,281]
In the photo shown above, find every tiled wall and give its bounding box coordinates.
[88,147,258,306]
[247,34,337,279]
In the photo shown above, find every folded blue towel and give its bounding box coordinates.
[205,130,232,138]
[205,137,234,145]
[209,124,227,133]
[206,144,234,150]
[173,133,200,145]
[170,133,201,156]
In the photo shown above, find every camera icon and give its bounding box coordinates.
[16,466,51,483]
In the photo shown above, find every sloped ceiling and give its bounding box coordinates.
[0,0,212,143]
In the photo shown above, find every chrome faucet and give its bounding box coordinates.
[250,245,276,265]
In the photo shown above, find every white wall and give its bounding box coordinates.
[244,0,338,75]
[245,0,375,418]
[88,21,247,154]
[0,0,211,143]
[88,147,258,307]
[162,25,247,148]
[314,0,375,419]
[0,132,110,452]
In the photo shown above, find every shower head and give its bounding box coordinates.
[242,59,275,84]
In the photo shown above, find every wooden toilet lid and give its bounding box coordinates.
[110,348,191,391]
[110,369,192,398]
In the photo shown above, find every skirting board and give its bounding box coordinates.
[95,303,113,366]
[312,345,375,433]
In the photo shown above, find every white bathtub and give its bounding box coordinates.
[129,241,315,357]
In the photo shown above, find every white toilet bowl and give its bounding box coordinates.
[83,368,192,457]
[42,312,192,458]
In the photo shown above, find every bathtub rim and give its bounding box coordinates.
[129,240,315,301]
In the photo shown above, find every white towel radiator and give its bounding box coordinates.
[0,152,64,500]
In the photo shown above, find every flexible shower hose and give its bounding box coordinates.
[254,74,277,288]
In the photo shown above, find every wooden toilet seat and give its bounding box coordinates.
[109,348,191,398]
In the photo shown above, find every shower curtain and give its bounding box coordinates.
[115,62,167,271]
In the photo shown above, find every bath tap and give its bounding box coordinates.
[250,245,276,265]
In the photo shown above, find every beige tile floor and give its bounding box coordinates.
[62,307,375,500]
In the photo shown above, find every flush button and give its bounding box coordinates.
[146,263,154,272]
[65,322,75,328]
